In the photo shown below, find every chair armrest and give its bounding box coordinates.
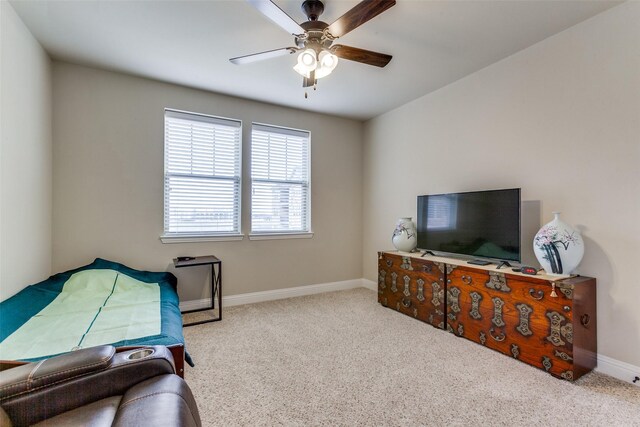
[0,345,114,399]
[0,345,177,426]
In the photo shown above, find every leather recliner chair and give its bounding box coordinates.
[0,345,201,426]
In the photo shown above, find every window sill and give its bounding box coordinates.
[248,232,314,241]
[160,234,244,244]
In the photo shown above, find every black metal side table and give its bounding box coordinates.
[173,255,222,327]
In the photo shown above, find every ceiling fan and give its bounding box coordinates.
[230,0,396,88]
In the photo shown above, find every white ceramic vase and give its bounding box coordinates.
[392,217,417,252]
[533,212,584,275]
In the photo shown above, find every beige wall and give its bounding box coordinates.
[363,2,640,366]
[52,63,363,301]
[0,2,52,301]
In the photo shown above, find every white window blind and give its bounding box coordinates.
[164,109,241,236]
[427,194,458,230]
[251,123,310,233]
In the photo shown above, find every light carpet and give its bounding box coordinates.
[183,288,640,426]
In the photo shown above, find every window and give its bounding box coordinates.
[162,109,242,241]
[251,123,311,236]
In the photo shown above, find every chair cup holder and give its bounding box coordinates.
[127,348,155,360]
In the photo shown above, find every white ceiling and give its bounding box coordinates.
[10,0,621,120]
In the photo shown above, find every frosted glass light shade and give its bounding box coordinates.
[315,51,338,79]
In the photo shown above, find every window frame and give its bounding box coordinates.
[249,122,312,240]
[160,108,244,243]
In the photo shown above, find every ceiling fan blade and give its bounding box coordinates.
[325,0,396,39]
[230,47,297,65]
[247,0,305,35]
[331,44,392,68]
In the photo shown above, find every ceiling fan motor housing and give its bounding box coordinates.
[301,0,325,21]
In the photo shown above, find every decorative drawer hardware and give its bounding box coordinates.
[403,276,411,297]
[461,275,473,285]
[560,371,574,381]
[378,270,386,292]
[400,257,413,271]
[435,263,457,274]
[550,283,558,298]
[431,282,442,307]
[402,298,411,308]
[511,344,520,359]
[385,258,393,267]
[457,324,464,337]
[479,331,487,345]
[528,288,544,300]
[448,287,461,314]
[491,297,505,327]
[542,356,552,372]
[413,308,418,318]
[391,272,398,292]
[559,286,573,300]
[422,264,432,273]
[417,279,425,302]
[563,305,571,312]
[489,327,505,342]
[546,311,573,346]
[469,292,483,320]
[485,271,511,293]
[563,324,573,344]
[580,314,591,326]
[554,350,573,361]
[396,301,401,311]
[515,303,533,336]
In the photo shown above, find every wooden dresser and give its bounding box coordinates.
[378,251,597,381]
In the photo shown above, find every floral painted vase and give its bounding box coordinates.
[392,217,417,252]
[533,212,584,275]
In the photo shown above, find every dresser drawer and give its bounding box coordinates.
[378,253,445,329]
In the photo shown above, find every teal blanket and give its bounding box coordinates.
[0,258,192,366]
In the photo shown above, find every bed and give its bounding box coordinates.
[0,258,192,376]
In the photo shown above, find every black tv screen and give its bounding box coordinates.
[417,188,521,262]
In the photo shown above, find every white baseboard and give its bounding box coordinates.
[179,298,213,312]
[181,278,640,387]
[179,278,371,311]
[596,354,640,387]
[361,278,377,291]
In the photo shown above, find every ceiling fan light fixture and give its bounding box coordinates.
[314,51,338,78]
[319,51,338,70]
[293,63,311,78]
[297,48,317,71]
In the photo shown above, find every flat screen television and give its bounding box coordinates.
[417,188,521,262]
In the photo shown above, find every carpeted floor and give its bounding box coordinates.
[183,288,640,426]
